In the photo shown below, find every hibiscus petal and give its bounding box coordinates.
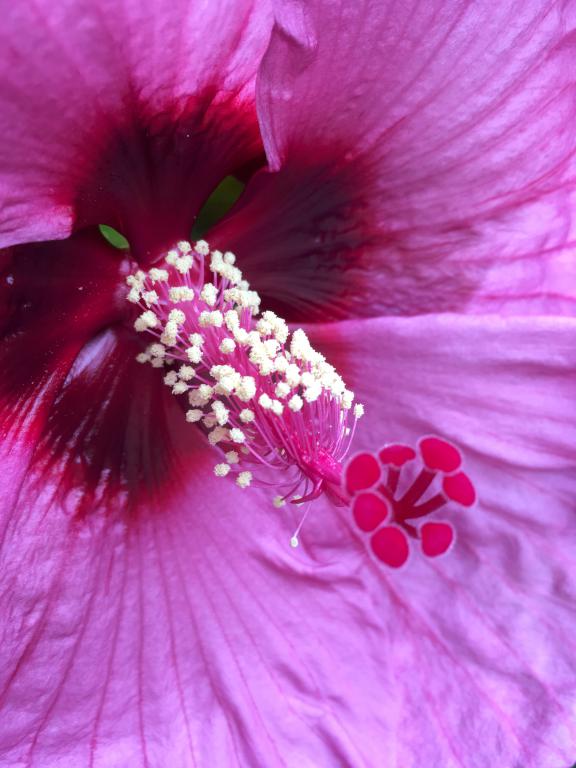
[2,313,575,767]
[0,233,192,514]
[217,0,576,319]
[0,0,271,255]
[304,312,576,765]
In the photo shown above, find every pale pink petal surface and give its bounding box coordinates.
[0,314,574,767]
[0,0,272,253]
[212,0,576,320]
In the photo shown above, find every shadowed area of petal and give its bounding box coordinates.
[237,0,576,319]
[0,0,272,255]
[0,233,193,514]
[306,313,576,765]
[1,315,575,767]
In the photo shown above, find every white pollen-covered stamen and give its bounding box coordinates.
[239,409,255,423]
[229,427,246,444]
[164,371,178,387]
[149,268,169,283]
[199,310,223,328]
[127,239,362,505]
[178,365,196,381]
[258,393,272,410]
[275,382,291,399]
[178,240,192,254]
[143,290,159,306]
[186,346,203,364]
[189,333,204,346]
[127,288,141,303]
[134,310,158,331]
[236,471,252,488]
[288,394,303,412]
[354,404,365,419]
[195,240,210,256]
[200,283,218,307]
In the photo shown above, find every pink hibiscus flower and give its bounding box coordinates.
[1,1,576,767]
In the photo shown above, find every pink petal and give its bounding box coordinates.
[370,526,410,569]
[0,0,271,254]
[305,312,576,765]
[352,491,389,532]
[421,521,455,558]
[221,0,576,320]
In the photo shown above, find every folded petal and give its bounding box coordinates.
[0,0,271,256]
[2,312,575,767]
[219,0,576,319]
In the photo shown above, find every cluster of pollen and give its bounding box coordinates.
[127,240,363,507]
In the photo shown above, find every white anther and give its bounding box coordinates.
[136,353,150,364]
[303,382,322,403]
[185,409,203,423]
[214,463,231,477]
[354,404,365,419]
[223,251,236,265]
[199,310,223,328]
[234,328,250,345]
[258,359,274,376]
[178,365,196,381]
[275,382,291,399]
[208,426,228,445]
[256,319,273,336]
[274,356,289,373]
[134,310,158,331]
[203,414,217,428]
[225,310,240,330]
[211,401,229,426]
[186,346,203,364]
[168,309,186,325]
[258,393,272,410]
[169,286,195,302]
[200,283,218,307]
[143,290,158,306]
[229,427,246,444]
[161,321,178,346]
[219,338,236,354]
[285,364,301,388]
[301,371,314,387]
[175,255,193,274]
[189,333,204,346]
[239,409,255,423]
[195,240,210,256]
[288,394,303,412]
[127,288,141,303]
[151,357,165,368]
[164,371,178,387]
[236,471,252,488]
[225,451,240,464]
[271,400,284,416]
[165,250,179,265]
[342,389,354,410]
[149,267,169,283]
[172,381,188,395]
[178,240,192,254]
[149,343,166,358]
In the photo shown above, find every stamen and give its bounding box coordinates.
[345,436,476,568]
[127,240,363,512]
